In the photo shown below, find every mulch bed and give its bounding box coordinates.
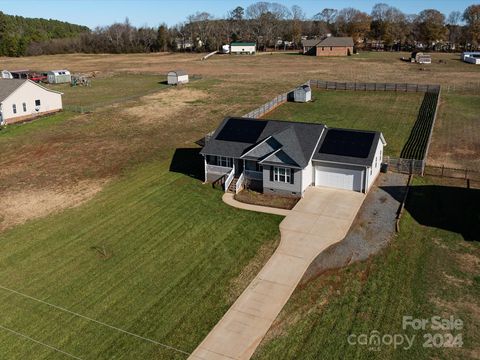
[234,189,299,210]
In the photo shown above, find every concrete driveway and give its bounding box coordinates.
[189,187,365,360]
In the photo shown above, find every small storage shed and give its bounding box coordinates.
[293,85,312,102]
[167,70,189,85]
[1,70,12,79]
[47,70,71,84]
[462,52,480,64]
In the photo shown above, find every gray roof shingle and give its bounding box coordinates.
[318,37,354,47]
[302,38,321,47]
[201,117,325,168]
[0,79,26,102]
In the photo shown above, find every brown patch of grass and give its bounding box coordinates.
[122,88,208,125]
[0,179,107,231]
[235,189,299,210]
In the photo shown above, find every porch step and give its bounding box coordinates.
[228,177,238,192]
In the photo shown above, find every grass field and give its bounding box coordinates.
[253,176,480,359]
[0,51,478,358]
[0,159,282,359]
[47,73,168,108]
[264,89,424,157]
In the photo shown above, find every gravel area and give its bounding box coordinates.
[302,172,408,282]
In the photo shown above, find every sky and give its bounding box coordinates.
[0,0,473,28]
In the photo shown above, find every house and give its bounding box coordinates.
[167,70,189,85]
[47,70,71,84]
[302,37,354,56]
[314,37,354,56]
[230,42,256,55]
[201,117,386,196]
[293,85,311,102]
[0,79,63,125]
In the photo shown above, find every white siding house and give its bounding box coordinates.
[201,117,386,197]
[0,79,63,125]
[167,70,189,85]
[230,42,256,55]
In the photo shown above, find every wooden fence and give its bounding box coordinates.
[243,93,287,118]
[309,80,441,94]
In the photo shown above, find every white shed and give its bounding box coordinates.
[293,85,312,102]
[0,79,63,125]
[462,52,480,64]
[1,70,13,79]
[230,42,256,55]
[47,70,71,84]
[167,70,189,85]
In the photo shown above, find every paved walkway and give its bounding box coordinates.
[222,193,290,217]
[189,187,365,360]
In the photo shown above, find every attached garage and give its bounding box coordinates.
[314,164,364,192]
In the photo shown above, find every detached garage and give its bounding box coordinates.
[312,128,386,193]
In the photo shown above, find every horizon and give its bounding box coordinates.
[0,0,474,29]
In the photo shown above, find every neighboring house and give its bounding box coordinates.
[230,42,256,55]
[0,79,63,125]
[302,37,354,56]
[167,70,189,85]
[201,117,386,196]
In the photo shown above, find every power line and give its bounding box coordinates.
[0,284,191,357]
[0,324,83,360]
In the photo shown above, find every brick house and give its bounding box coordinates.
[302,37,354,57]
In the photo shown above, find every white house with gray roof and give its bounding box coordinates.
[201,117,386,196]
[0,79,63,125]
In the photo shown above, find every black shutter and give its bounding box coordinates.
[290,169,295,184]
[270,167,274,181]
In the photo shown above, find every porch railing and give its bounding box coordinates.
[224,169,235,193]
[244,170,263,181]
[235,172,245,194]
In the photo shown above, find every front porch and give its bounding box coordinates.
[204,156,263,194]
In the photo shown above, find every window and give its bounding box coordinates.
[375,156,378,168]
[35,99,41,106]
[255,163,263,172]
[217,156,232,168]
[273,167,292,183]
[12,104,17,114]
[22,102,27,112]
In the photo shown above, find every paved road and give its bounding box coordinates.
[189,187,365,360]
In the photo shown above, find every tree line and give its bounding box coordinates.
[5,2,480,56]
[0,11,89,56]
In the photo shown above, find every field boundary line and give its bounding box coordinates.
[0,323,83,359]
[0,284,191,357]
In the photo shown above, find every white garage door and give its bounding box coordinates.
[315,165,363,192]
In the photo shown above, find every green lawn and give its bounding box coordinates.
[264,89,424,157]
[47,73,168,108]
[0,158,282,359]
[253,176,480,359]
